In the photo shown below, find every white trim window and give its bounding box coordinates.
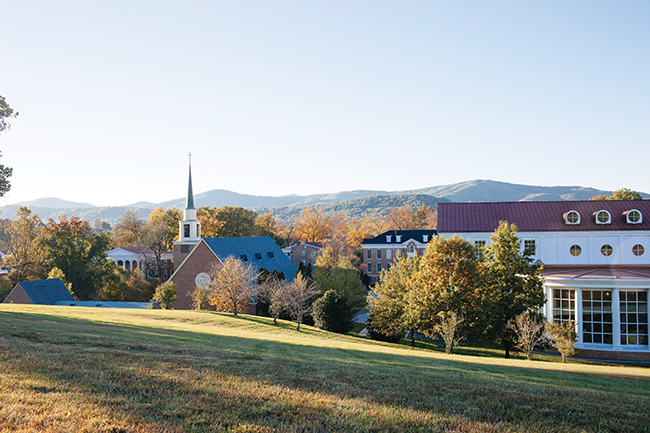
[596,210,611,224]
[565,210,580,225]
[626,209,643,224]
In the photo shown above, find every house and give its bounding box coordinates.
[167,156,297,311]
[361,230,436,284]
[3,278,75,305]
[105,246,173,280]
[437,200,650,361]
[282,241,323,268]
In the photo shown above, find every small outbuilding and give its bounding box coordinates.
[3,278,75,305]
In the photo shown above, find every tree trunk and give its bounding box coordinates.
[410,329,415,347]
[296,318,301,331]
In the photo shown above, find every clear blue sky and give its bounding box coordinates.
[2,1,649,207]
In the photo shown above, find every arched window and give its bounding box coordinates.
[626,209,643,224]
[565,210,580,225]
[595,210,611,224]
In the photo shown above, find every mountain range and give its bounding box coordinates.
[2,180,646,225]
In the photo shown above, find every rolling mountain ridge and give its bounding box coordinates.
[3,180,646,225]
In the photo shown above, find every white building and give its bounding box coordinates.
[438,200,649,361]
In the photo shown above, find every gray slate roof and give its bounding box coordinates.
[203,237,298,280]
[14,278,75,305]
[362,230,437,245]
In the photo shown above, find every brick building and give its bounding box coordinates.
[361,230,436,284]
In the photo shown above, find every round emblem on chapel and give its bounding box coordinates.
[195,272,211,288]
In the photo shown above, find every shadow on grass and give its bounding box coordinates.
[1,308,649,432]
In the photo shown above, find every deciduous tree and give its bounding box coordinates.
[37,216,113,300]
[479,221,545,358]
[0,95,16,197]
[313,249,366,315]
[154,281,178,309]
[294,207,332,243]
[387,205,417,230]
[208,256,257,315]
[590,188,643,201]
[431,311,465,355]
[508,311,548,360]
[4,207,44,283]
[113,210,145,247]
[147,206,182,250]
[546,320,577,363]
[283,273,319,331]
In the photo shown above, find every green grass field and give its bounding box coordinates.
[1,305,648,432]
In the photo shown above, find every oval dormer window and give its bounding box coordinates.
[565,210,580,225]
[596,210,611,224]
[626,209,642,224]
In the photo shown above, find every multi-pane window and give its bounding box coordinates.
[570,245,582,257]
[524,239,536,255]
[601,244,613,257]
[582,290,613,344]
[386,263,391,271]
[475,240,486,259]
[377,250,382,259]
[565,211,580,224]
[386,249,392,260]
[633,245,645,257]
[367,249,372,259]
[553,289,575,322]
[596,210,611,224]
[627,210,642,224]
[377,263,382,273]
[620,291,648,345]
[408,245,416,257]
[367,263,372,273]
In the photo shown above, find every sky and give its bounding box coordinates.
[1,1,649,207]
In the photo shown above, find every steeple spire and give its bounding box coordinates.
[186,152,195,210]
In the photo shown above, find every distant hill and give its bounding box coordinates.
[406,180,625,203]
[3,180,647,224]
[253,194,450,222]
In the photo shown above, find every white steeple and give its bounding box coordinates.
[178,153,201,243]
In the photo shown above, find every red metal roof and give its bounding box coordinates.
[542,265,650,280]
[437,200,650,233]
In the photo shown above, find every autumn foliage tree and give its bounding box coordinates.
[590,188,643,201]
[4,207,44,283]
[37,216,113,300]
[294,207,332,243]
[208,256,257,315]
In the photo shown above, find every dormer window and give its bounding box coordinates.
[565,210,580,225]
[626,209,643,224]
[386,235,392,243]
[423,235,429,242]
[396,235,402,242]
[595,210,611,224]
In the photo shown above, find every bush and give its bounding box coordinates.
[154,281,178,309]
[313,290,354,334]
[367,310,401,343]
[546,320,577,363]
[0,277,13,302]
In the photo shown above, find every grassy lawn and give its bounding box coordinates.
[1,305,648,432]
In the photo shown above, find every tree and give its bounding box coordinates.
[283,273,319,331]
[546,320,577,363]
[431,311,465,355]
[387,205,417,230]
[154,281,178,309]
[257,274,289,324]
[479,221,545,358]
[313,248,367,315]
[410,235,482,340]
[140,219,171,279]
[294,207,332,243]
[113,210,145,247]
[37,216,113,300]
[313,290,355,333]
[590,188,643,201]
[47,267,73,295]
[367,254,420,342]
[0,95,18,133]
[146,206,182,250]
[415,204,437,229]
[4,207,44,283]
[208,256,257,315]
[93,219,111,230]
[507,311,548,360]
